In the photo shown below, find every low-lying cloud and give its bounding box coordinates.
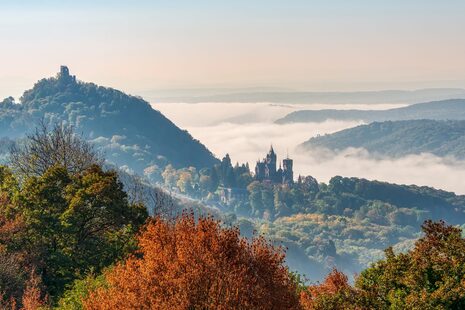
[152,102,465,195]
[296,147,465,195]
[153,102,405,126]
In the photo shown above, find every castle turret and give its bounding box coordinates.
[282,157,294,184]
[265,145,277,178]
[255,160,266,181]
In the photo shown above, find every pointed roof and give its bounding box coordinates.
[269,144,275,155]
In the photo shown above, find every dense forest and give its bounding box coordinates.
[3,124,465,309]
[154,153,465,277]
[0,67,218,173]
[301,119,465,159]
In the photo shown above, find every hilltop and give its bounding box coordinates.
[0,66,218,173]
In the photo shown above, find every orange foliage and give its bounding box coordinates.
[0,271,47,310]
[21,271,47,310]
[300,269,360,310]
[0,193,26,252]
[83,213,301,309]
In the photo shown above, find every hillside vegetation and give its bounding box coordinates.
[159,155,465,277]
[0,67,218,173]
[301,119,465,158]
[3,123,465,309]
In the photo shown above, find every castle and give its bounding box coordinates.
[255,146,293,184]
[57,65,76,84]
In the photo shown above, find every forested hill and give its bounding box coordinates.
[0,67,218,172]
[301,119,465,159]
[276,98,465,123]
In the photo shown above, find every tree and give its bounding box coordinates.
[210,167,219,191]
[10,122,101,178]
[356,220,465,309]
[247,181,264,216]
[300,269,361,310]
[5,164,147,296]
[199,174,213,194]
[0,167,31,306]
[299,220,465,309]
[118,170,176,218]
[219,154,236,188]
[83,213,301,309]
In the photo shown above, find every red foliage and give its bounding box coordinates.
[84,213,301,309]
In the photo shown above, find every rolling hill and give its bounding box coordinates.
[300,119,465,159]
[0,66,219,173]
[276,99,465,124]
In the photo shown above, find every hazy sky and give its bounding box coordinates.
[1,0,465,98]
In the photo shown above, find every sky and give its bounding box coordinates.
[1,0,465,99]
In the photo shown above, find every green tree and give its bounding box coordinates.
[356,220,465,309]
[12,165,147,296]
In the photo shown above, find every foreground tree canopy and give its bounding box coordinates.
[0,124,148,308]
[0,164,147,300]
[83,213,301,310]
[300,220,465,310]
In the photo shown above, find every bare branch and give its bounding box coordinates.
[9,121,102,178]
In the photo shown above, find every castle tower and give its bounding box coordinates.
[255,146,294,184]
[282,157,294,184]
[255,160,266,181]
[265,145,277,179]
[60,65,70,77]
[57,65,76,84]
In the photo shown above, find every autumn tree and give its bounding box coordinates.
[0,166,30,306]
[299,221,465,309]
[300,269,363,310]
[83,213,301,309]
[356,220,465,309]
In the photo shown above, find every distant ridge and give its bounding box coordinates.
[276,98,465,124]
[301,119,465,159]
[147,88,465,104]
[0,66,219,173]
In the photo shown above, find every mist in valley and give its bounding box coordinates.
[154,101,465,194]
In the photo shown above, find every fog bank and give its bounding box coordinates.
[153,102,465,194]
